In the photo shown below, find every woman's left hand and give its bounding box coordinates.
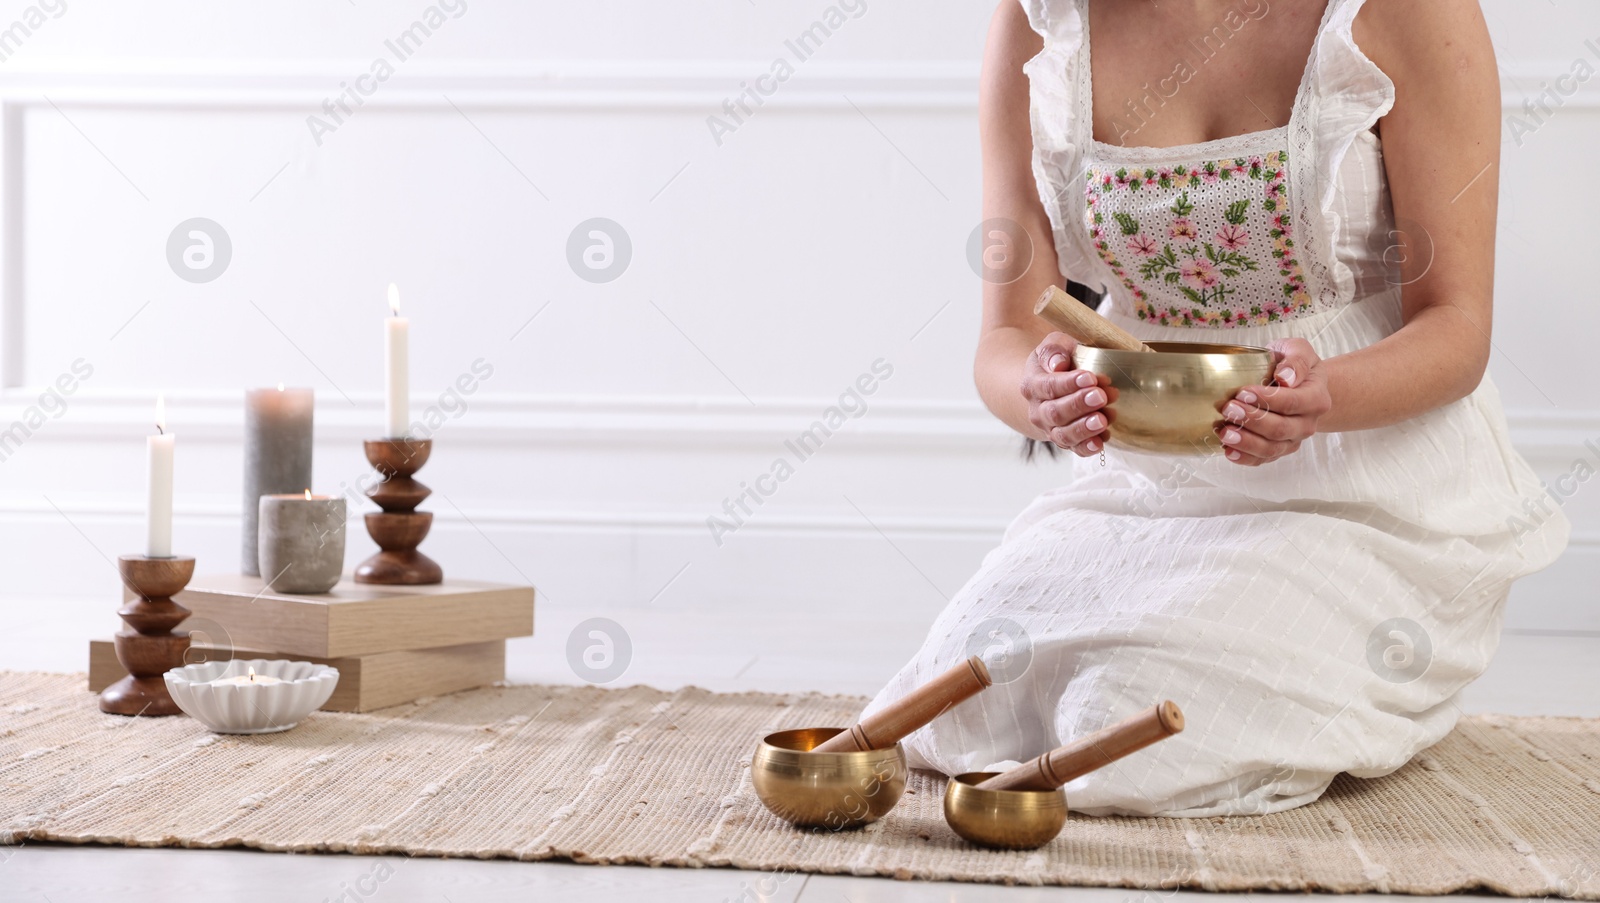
[1218,337,1333,466]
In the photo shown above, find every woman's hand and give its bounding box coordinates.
[1219,337,1333,465]
[1022,332,1110,456]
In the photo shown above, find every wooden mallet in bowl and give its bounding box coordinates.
[812,656,993,753]
[1035,285,1155,353]
[976,700,1184,791]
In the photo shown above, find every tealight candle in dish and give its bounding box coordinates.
[208,666,283,687]
[165,659,339,734]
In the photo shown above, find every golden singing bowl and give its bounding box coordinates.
[1074,342,1273,456]
[943,771,1068,850]
[751,728,907,830]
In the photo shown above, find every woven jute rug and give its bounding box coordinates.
[2,672,1597,896]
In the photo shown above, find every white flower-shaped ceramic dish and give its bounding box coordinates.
[164,659,339,734]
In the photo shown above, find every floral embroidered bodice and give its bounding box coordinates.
[1083,138,1312,328]
[1025,0,1406,331]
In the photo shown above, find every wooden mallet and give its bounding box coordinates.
[976,701,1184,792]
[1034,285,1155,353]
[812,656,993,753]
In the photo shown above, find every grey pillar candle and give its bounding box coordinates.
[242,387,314,576]
[258,493,346,594]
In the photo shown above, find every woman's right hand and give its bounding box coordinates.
[1021,332,1110,455]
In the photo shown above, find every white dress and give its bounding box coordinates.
[862,0,1570,817]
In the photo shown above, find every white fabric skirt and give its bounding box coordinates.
[862,289,1569,816]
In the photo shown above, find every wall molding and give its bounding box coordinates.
[0,61,981,110]
[1500,62,1600,110]
[0,495,1013,540]
[0,390,1014,450]
[0,59,1590,111]
[2,58,1597,560]
[1,388,1596,455]
[2,496,1595,547]
[0,101,22,390]
[0,56,1589,390]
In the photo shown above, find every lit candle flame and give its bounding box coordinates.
[247,666,256,682]
[277,382,285,392]
[155,394,166,435]
[387,283,400,316]
[304,489,312,500]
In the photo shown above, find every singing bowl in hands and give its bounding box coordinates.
[751,728,907,830]
[1075,342,1273,456]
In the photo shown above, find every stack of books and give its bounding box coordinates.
[89,575,535,712]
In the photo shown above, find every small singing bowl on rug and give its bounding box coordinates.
[751,728,907,830]
[943,772,1068,850]
[1075,342,1273,456]
[164,659,339,734]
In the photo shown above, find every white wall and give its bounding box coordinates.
[0,1,1595,689]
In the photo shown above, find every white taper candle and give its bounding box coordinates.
[384,283,409,438]
[147,395,175,558]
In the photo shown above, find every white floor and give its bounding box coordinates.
[0,845,1543,903]
[3,599,1597,902]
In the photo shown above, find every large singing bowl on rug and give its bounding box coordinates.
[751,727,906,829]
[1075,342,1273,456]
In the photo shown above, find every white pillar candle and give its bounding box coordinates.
[147,395,175,558]
[384,283,409,438]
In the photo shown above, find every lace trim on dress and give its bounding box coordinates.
[1289,0,1394,312]
[1020,0,1106,295]
[1089,126,1289,167]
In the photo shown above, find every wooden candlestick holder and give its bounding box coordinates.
[355,438,443,585]
[100,554,196,716]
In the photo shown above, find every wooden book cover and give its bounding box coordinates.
[88,638,506,713]
[126,575,534,658]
